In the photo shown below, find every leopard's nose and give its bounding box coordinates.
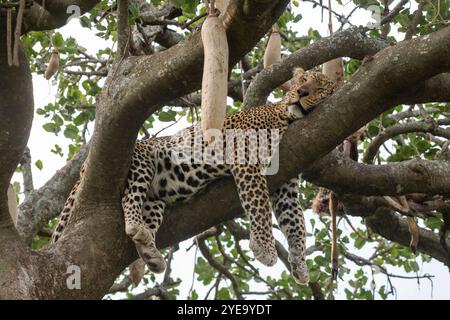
[297,87,309,97]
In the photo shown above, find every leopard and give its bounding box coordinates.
[51,67,337,285]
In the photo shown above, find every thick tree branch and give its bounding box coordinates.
[19,147,34,198]
[365,208,450,266]
[16,144,89,242]
[244,26,388,107]
[336,195,450,266]
[23,0,101,32]
[0,17,35,298]
[303,149,450,197]
[117,0,129,57]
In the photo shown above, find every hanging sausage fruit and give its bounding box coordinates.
[45,50,60,80]
[263,24,281,69]
[215,0,229,16]
[201,0,229,144]
[263,24,290,91]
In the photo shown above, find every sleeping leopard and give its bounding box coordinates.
[52,67,337,285]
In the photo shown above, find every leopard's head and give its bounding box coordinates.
[285,68,337,120]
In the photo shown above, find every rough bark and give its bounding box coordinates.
[366,208,450,265]
[303,149,450,196]
[16,144,89,243]
[244,26,388,107]
[23,0,101,32]
[0,12,35,299]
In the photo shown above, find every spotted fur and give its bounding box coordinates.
[51,68,337,284]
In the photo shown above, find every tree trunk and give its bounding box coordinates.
[0,11,35,299]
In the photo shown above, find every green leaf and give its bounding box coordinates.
[314,255,326,267]
[79,16,91,28]
[425,216,442,230]
[35,160,43,171]
[367,123,379,137]
[43,123,59,134]
[416,139,431,153]
[51,144,63,157]
[158,110,177,122]
[64,125,79,140]
[354,237,366,249]
[52,33,64,49]
[218,288,231,300]
[52,114,64,126]
[12,181,21,194]
[190,290,198,300]
[36,108,46,115]
[309,269,320,283]
[74,113,88,126]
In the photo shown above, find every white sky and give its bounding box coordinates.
[14,0,450,300]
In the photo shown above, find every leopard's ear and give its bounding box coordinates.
[291,68,305,84]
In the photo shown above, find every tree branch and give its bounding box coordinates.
[23,0,101,32]
[365,208,450,266]
[244,26,388,107]
[117,0,129,57]
[380,0,409,26]
[196,229,244,300]
[16,144,89,242]
[19,147,34,198]
[363,119,450,164]
[302,149,450,197]
[0,17,35,299]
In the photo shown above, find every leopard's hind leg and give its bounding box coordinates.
[51,163,86,243]
[230,164,277,267]
[272,178,309,284]
[140,198,166,273]
[122,149,166,273]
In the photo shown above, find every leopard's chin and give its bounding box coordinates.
[293,100,310,115]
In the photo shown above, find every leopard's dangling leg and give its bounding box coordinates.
[51,180,80,243]
[140,198,166,273]
[272,178,309,284]
[122,150,165,273]
[230,164,278,267]
[51,162,86,243]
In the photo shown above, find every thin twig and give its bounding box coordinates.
[196,232,244,300]
[152,115,182,138]
[380,0,409,26]
[404,0,426,40]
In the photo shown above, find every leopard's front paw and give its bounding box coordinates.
[135,243,166,274]
[249,235,278,267]
[288,248,309,284]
